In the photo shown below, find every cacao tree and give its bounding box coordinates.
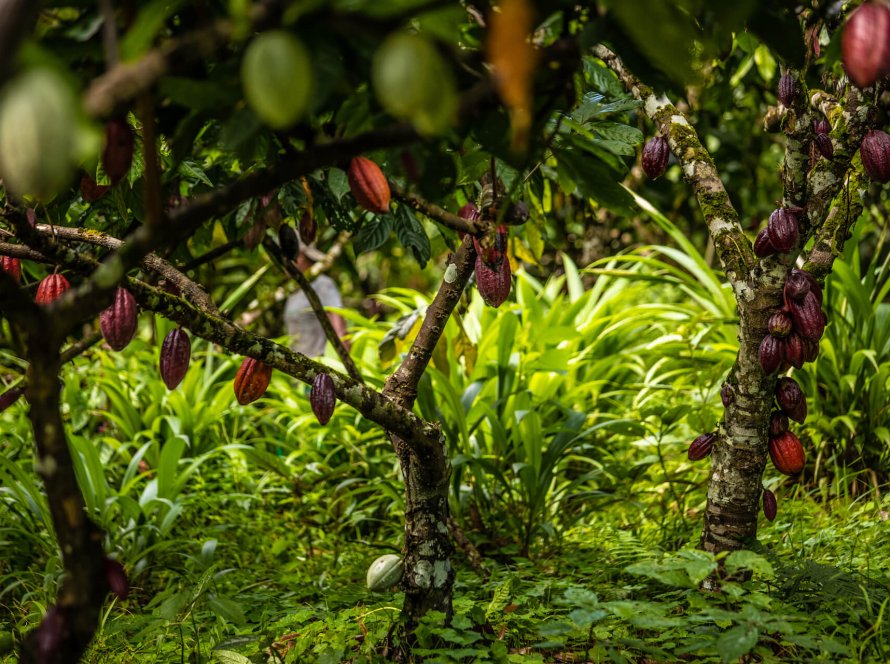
[0,0,887,661]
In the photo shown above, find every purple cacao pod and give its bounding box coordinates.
[769,410,789,437]
[475,253,512,308]
[788,290,825,340]
[842,3,890,88]
[762,488,778,521]
[860,129,890,183]
[310,373,336,425]
[505,201,529,225]
[160,328,191,390]
[791,268,822,305]
[641,136,670,179]
[784,332,806,369]
[784,271,811,302]
[768,310,793,338]
[687,432,716,461]
[0,386,23,413]
[767,208,800,253]
[802,336,820,363]
[102,117,135,185]
[814,133,834,160]
[104,557,129,601]
[720,382,734,408]
[35,605,66,660]
[758,335,784,375]
[776,376,807,423]
[299,210,317,245]
[278,224,299,261]
[753,228,777,258]
[100,287,138,351]
[813,118,830,135]
[777,73,797,107]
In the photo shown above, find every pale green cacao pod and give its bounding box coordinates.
[0,69,79,201]
[366,554,403,592]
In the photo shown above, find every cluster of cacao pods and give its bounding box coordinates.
[758,269,826,374]
[641,135,670,179]
[754,206,803,257]
[841,2,890,89]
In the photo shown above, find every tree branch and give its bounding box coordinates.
[124,277,442,451]
[591,44,755,285]
[803,168,867,281]
[262,238,363,383]
[384,236,477,408]
[389,182,485,235]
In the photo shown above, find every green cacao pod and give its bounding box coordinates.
[241,31,313,129]
[0,69,79,201]
[366,554,403,592]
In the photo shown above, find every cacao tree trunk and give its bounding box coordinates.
[699,274,784,563]
[398,437,454,623]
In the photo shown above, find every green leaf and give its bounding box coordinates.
[213,651,252,664]
[395,205,431,267]
[717,624,759,662]
[353,215,394,254]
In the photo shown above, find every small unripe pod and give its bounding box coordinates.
[641,136,670,179]
[687,432,716,460]
[762,488,777,521]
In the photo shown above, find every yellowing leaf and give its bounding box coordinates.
[486,0,539,152]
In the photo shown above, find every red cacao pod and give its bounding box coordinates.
[720,382,734,408]
[788,290,825,340]
[159,328,191,390]
[310,373,336,425]
[753,228,777,258]
[762,488,777,521]
[758,335,784,374]
[475,252,512,308]
[80,175,109,202]
[768,311,793,338]
[784,271,811,302]
[641,136,670,179]
[102,117,134,185]
[278,223,299,261]
[767,208,799,253]
[860,129,890,183]
[299,210,317,245]
[777,73,797,107]
[1,255,21,283]
[347,157,391,214]
[401,150,420,183]
[100,287,138,351]
[769,410,789,437]
[813,118,830,135]
[784,332,806,369]
[687,432,716,460]
[775,376,807,423]
[234,357,273,405]
[104,557,129,601]
[35,273,70,304]
[769,430,806,475]
[842,2,890,88]
[814,133,834,160]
